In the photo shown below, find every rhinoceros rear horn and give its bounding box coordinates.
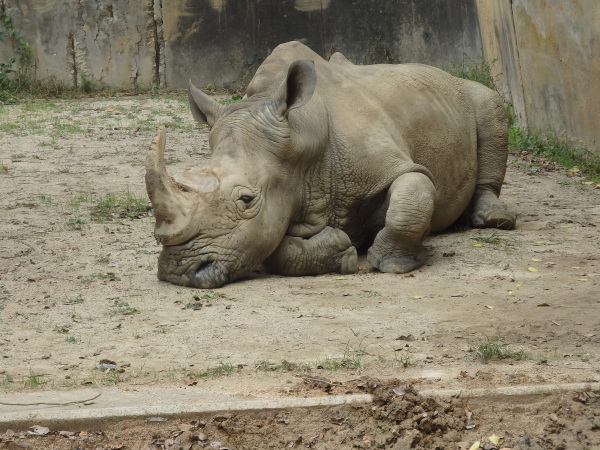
[273,60,317,117]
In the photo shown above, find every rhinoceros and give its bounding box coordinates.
[145,41,515,289]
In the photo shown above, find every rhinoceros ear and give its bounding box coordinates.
[273,60,317,117]
[188,81,223,127]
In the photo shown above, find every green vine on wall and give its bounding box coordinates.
[0,6,31,83]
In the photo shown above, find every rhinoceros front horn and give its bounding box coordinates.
[145,129,195,246]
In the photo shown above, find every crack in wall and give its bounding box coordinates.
[146,0,165,88]
[67,32,77,88]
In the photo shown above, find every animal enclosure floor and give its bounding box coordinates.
[0,95,598,449]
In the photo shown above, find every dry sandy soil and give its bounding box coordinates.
[0,95,599,449]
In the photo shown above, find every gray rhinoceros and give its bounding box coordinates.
[145,41,515,289]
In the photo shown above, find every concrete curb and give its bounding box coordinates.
[418,381,600,399]
[0,394,374,430]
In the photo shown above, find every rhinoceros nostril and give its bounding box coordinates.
[197,261,213,273]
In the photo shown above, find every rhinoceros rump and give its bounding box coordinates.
[146,41,515,289]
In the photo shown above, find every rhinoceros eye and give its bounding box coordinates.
[239,195,254,205]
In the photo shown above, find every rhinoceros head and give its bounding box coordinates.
[146,61,317,288]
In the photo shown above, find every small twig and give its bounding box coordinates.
[0,392,101,406]
[297,376,344,386]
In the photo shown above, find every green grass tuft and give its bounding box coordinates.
[509,125,600,182]
[473,338,529,363]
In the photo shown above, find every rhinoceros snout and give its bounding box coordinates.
[182,260,229,289]
[156,247,233,289]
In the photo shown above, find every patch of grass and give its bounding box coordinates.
[254,360,311,372]
[53,326,70,333]
[90,192,152,222]
[66,217,86,230]
[470,231,512,247]
[165,156,181,165]
[97,255,110,264]
[110,297,139,315]
[217,94,243,105]
[81,272,120,283]
[449,57,497,90]
[509,124,600,182]
[185,362,238,380]
[318,330,369,371]
[473,337,529,363]
[66,336,76,343]
[38,194,53,204]
[22,370,46,389]
[1,375,14,390]
[64,296,85,305]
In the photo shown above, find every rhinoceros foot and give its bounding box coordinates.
[471,190,516,230]
[367,247,427,274]
[339,246,358,274]
[472,208,516,230]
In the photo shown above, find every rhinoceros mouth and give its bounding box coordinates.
[182,259,229,289]
[157,246,234,289]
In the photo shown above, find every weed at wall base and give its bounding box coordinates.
[509,124,600,182]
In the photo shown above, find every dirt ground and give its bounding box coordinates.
[0,95,599,449]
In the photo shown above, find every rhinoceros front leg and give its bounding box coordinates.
[368,172,435,273]
[265,226,358,276]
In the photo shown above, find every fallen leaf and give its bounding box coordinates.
[507,290,514,295]
[544,262,556,266]
[334,277,347,280]
[28,425,50,436]
[485,305,494,309]
[464,406,473,421]
[59,430,75,437]
[413,295,424,299]
[146,417,166,422]
[395,334,415,341]
[489,434,501,445]
[573,392,593,404]
[567,167,580,174]
[531,258,542,262]
[527,267,539,272]
[537,302,550,307]
[515,283,522,287]
[392,387,406,396]
[469,440,481,450]
[472,243,483,247]
[533,241,545,245]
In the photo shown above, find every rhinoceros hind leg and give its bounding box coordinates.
[265,226,357,276]
[471,189,516,230]
[368,173,435,274]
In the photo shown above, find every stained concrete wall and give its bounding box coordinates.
[1,0,481,90]
[477,0,600,152]
[164,0,482,89]
[1,0,158,89]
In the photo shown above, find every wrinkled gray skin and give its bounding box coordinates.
[146,41,515,289]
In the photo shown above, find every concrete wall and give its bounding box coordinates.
[1,0,158,89]
[164,0,482,89]
[477,0,600,152]
[1,0,481,90]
